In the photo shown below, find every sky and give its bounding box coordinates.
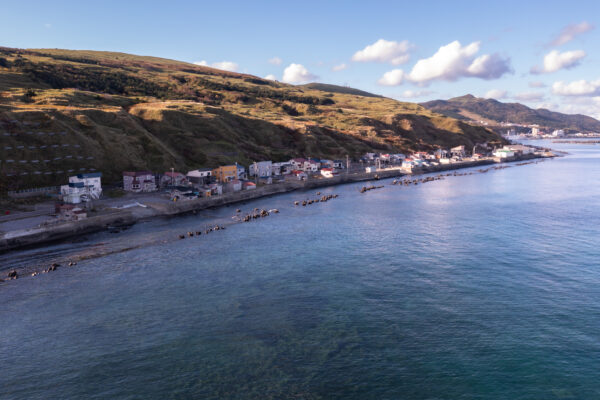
[2,0,600,118]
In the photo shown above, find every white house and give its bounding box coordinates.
[450,145,466,158]
[187,168,212,185]
[272,162,293,175]
[289,158,306,170]
[249,161,273,178]
[225,179,242,192]
[552,129,565,137]
[493,149,515,158]
[320,168,338,178]
[291,170,307,180]
[333,160,345,169]
[304,160,319,172]
[505,145,533,155]
[60,172,102,203]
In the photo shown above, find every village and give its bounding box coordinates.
[46,143,548,222]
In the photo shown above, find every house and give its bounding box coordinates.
[243,181,256,190]
[123,171,156,192]
[186,168,212,186]
[60,172,102,203]
[272,162,293,175]
[451,145,466,158]
[493,149,515,159]
[320,168,338,178]
[333,160,345,169]
[304,160,319,172]
[320,159,334,168]
[390,154,406,163]
[291,170,307,180]
[401,160,415,171]
[207,183,223,196]
[434,149,449,159]
[160,171,187,187]
[212,165,238,183]
[290,158,306,170]
[249,161,272,178]
[237,164,247,180]
[224,179,242,193]
[505,145,533,155]
[364,152,378,160]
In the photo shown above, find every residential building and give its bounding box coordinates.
[160,171,187,187]
[505,145,533,155]
[186,169,212,186]
[55,203,87,221]
[493,149,515,158]
[207,183,223,196]
[304,160,319,172]
[60,172,102,203]
[224,179,242,193]
[450,146,466,158]
[320,159,334,168]
[289,158,306,170]
[237,164,247,180]
[290,170,307,180]
[212,165,238,183]
[320,168,338,178]
[123,171,157,192]
[272,162,293,175]
[249,161,273,178]
[243,181,256,190]
[333,160,345,169]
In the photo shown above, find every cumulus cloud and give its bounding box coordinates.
[264,74,277,81]
[485,89,508,99]
[352,39,414,65]
[378,41,512,86]
[399,90,434,98]
[552,79,600,96]
[551,21,594,46]
[377,69,406,86]
[556,97,600,119]
[529,81,546,88]
[193,60,239,72]
[531,50,585,74]
[268,57,282,65]
[332,63,348,72]
[513,92,545,102]
[281,63,318,84]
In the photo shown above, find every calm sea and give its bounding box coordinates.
[1,140,599,400]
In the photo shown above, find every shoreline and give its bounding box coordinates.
[0,154,552,254]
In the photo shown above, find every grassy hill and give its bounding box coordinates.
[421,94,600,133]
[0,47,504,191]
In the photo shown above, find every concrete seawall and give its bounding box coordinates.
[0,154,551,253]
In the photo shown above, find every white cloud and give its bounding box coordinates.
[529,81,546,88]
[352,39,413,65]
[399,90,434,99]
[485,89,507,99]
[513,92,545,102]
[377,69,406,86]
[552,79,600,96]
[531,50,585,74]
[379,41,512,86]
[211,61,239,72]
[268,57,282,65]
[332,63,348,72]
[557,97,600,119]
[264,74,277,81]
[192,60,239,72]
[551,21,594,46]
[281,63,318,84]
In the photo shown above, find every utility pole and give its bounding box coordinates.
[346,154,350,174]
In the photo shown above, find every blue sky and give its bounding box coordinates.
[2,0,600,118]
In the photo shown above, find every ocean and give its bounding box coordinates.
[1,140,599,399]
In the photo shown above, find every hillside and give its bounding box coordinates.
[0,47,504,191]
[421,94,600,133]
[301,83,382,98]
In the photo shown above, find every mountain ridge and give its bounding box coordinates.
[421,94,600,133]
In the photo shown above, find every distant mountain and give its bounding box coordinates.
[301,83,381,98]
[421,94,600,133]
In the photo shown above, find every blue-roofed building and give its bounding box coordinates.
[60,172,102,203]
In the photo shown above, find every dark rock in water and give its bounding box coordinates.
[8,270,18,279]
[178,234,185,239]
[196,231,202,236]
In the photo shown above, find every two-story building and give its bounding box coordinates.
[249,161,273,178]
[160,172,187,187]
[60,172,102,203]
[212,165,238,183]
[186,168,212,186]
[123,171,157,192]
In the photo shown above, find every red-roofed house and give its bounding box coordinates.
[320,168,338,178]
[160,171,187,187]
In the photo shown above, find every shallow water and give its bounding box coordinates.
[1,140,600,399]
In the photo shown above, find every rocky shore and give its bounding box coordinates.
[0,154,551,254]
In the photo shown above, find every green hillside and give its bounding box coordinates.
[0,47,504,191]
[421,94,600,133]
